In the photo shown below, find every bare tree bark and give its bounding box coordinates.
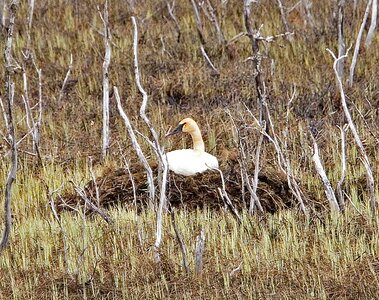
[328,48,377,212]
[336,0,345,81]
[99,0,111,159]
[243,0,270,132]
[0,0,19,253]
[365,0,377,47]
[25,0,35,57]
[349,0,372,87]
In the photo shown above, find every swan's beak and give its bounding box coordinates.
[166,123,184,137]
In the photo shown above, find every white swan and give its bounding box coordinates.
[165,118,219,176]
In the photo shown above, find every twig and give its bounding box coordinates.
[58,54,73,104]
[349,0,372,87]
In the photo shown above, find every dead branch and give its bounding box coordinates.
[114,86,155,208]
[328,48,377,211]
[336,124,348,210]
[58,54,73,104]
[243,0,270,132]
[195,228,205,274]
[71,181,113,225]
[200,45,219,75]
[25,0,35,58]
[349,0,372,87]
[189,0,219,74]
[336,0,346,81]
[0,0,19,254]
[201,0,226,44]
[131,17,170,264]
[214,167,242,223]
[166,1,181,42]
[365,0,377,47]
[276,0,293,41]
[171,208,189,274]
[88,157,100,206]
[99,0,111,159]
[310,134,340,211]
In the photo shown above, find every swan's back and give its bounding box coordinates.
[166,149,218,176]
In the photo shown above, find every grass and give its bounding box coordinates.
[0,0,379,298]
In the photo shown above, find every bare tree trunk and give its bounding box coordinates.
[243,0,270,132]
[100,0,111,159]
[0,0,6,27]
[1,0,19,253]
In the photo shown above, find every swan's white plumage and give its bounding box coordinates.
[166,149,219,176]
[166,117,219,176]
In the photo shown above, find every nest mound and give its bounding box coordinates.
[60,162,316,213]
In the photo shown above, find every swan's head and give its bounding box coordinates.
[166,118,199,136]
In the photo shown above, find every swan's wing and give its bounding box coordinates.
[202,153,219,170]
[166,150,207,176]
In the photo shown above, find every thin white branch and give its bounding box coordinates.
[365,0,377,47]
[114,86,155,207]
[349,0,372,87]
[58,54,73,104]
[336,124,347,210]
[311,136,340,211]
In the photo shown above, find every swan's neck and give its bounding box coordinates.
[190,129,205,152]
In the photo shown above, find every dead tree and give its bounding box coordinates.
[190,0,219,75]
[0,0,19,253]
[243,0,270,132]
[99,0,111,159]
[277,0,293,41]
[328,48,377,212]
[131,16,169,264]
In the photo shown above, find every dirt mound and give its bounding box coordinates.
[60,161,316,213]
